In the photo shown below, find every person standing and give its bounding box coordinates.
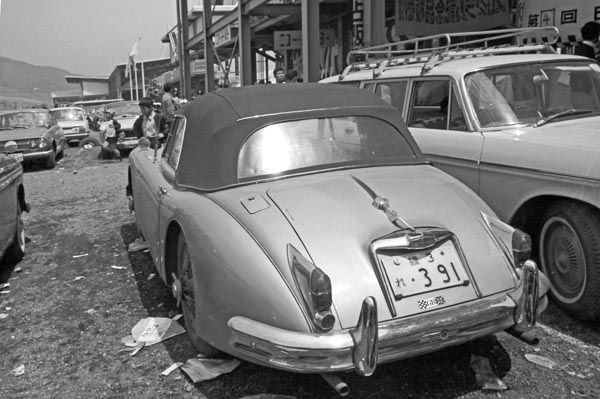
[101,111,121,161]
[574,21,600,59]
[273,67,286,84]
[161,82,177,132]
[134,97,164,149]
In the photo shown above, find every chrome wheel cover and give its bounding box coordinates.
[540,216,586,304]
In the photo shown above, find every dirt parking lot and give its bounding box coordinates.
[1,146,599,399]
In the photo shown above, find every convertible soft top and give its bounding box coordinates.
[176,83,419,190]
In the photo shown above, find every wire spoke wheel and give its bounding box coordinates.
[174,231,220,355]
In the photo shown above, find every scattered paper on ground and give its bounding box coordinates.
[180,357,241,383]
[131,317,185,346]
[172,314,183,321]
[11,364,25,376]
[525,353,558,370]
[121,336,139,347]
[128,238,149,252]
[161,362,184,376]
[111,265,127,270]
[0,313,8,319]
[85,309,97,316]
[0,290,10,295]
[470,354,508,391]
[0,283,9,290]
[147,273,156,281]
[14,267,22,273]
[74,276,85,281]
[72,253,88,258]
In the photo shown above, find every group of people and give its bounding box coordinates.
[100,82,182,160]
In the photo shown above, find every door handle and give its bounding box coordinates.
[157,185,168,195]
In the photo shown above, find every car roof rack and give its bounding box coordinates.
[341,27,560,78]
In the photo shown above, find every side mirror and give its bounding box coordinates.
[533,74,548,115]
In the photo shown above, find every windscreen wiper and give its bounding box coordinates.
[533,109,594,127]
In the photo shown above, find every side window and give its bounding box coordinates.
[407,80,467,131]
[374,81,408,113]
[167,118,185,169]
[408,80,449,129]
[362,82,376,92]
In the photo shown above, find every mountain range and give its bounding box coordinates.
[0,56,76,105]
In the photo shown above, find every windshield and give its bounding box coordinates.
[51,108,84,121]
[0,111,51,129]
[465,61,600,128]
[106,102,139,117]
[237,116,418,180]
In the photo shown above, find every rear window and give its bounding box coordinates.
[237,116,418,180]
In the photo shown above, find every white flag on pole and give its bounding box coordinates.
[125,39,139,78]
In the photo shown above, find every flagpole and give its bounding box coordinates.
[134,59,139,101]
[128,62,133,101]
[140,37,146,97]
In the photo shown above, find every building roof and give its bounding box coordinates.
[65,76,109,83]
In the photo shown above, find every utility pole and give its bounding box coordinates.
[181,0,191,99]
[203,0,215,93]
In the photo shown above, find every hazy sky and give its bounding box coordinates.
[0,0,177,76]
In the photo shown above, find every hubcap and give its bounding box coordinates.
[540,216,586,304]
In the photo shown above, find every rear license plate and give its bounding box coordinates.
[380,241,470,300]
[8,153,23,162]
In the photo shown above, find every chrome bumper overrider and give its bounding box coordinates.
[228,261,540,376]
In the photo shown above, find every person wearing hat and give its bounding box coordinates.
[100,110,122,161]
[134,97,165,149]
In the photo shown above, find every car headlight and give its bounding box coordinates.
[38,137,52,149]
[481,212,531,268]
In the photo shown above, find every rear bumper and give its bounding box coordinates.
[64,131,89,141]
[228,261,541,376]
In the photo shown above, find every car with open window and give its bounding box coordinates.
[126,84,547,383]
[321,27,600,321]
[0,108,66,169]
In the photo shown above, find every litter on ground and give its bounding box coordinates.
[130,317,185,346]
[0,283,9,290]
[72,253,89,258]
[128,238,149,252]
[161,362,184,376]
[110,265,127,270]
[525,353,558,370]
[11,364,25,376]
[180,357,241,383]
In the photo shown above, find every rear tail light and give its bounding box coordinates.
[310,268,332,312]
[512,228,532,267]
[288,244,336,331]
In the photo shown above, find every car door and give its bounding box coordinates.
[0,156,17,251]
[404,78,484,193]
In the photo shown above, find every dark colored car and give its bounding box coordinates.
[0,109,66,169]
[100,101,141,151]
[0,154,30,265]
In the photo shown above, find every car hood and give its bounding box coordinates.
[213,165,516,328]
[487,116,600,179]
[0,127,46,142]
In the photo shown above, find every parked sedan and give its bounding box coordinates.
[127,84,547,380]
[323,28,600,321]
[0,154,30,265]
[0,109,66,168]
[50,106,89,143]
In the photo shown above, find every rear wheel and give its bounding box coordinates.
[3,205,25,264]
[173,232,220,355]
[538,201,600,321]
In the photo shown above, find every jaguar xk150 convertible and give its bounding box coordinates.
[127,84,547,380]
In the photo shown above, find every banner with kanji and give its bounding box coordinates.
[518,0,600,42]
[395,0,511,36]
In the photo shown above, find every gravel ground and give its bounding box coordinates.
[1,146,599,399]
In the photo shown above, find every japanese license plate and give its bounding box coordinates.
[380,241,469,300]
[8,153,23,162]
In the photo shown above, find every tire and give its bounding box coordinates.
[3,205,25,264]
[46,150,56,169]
[538,201,600,321]
[78,137,101,148]
[175,232,220,355]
